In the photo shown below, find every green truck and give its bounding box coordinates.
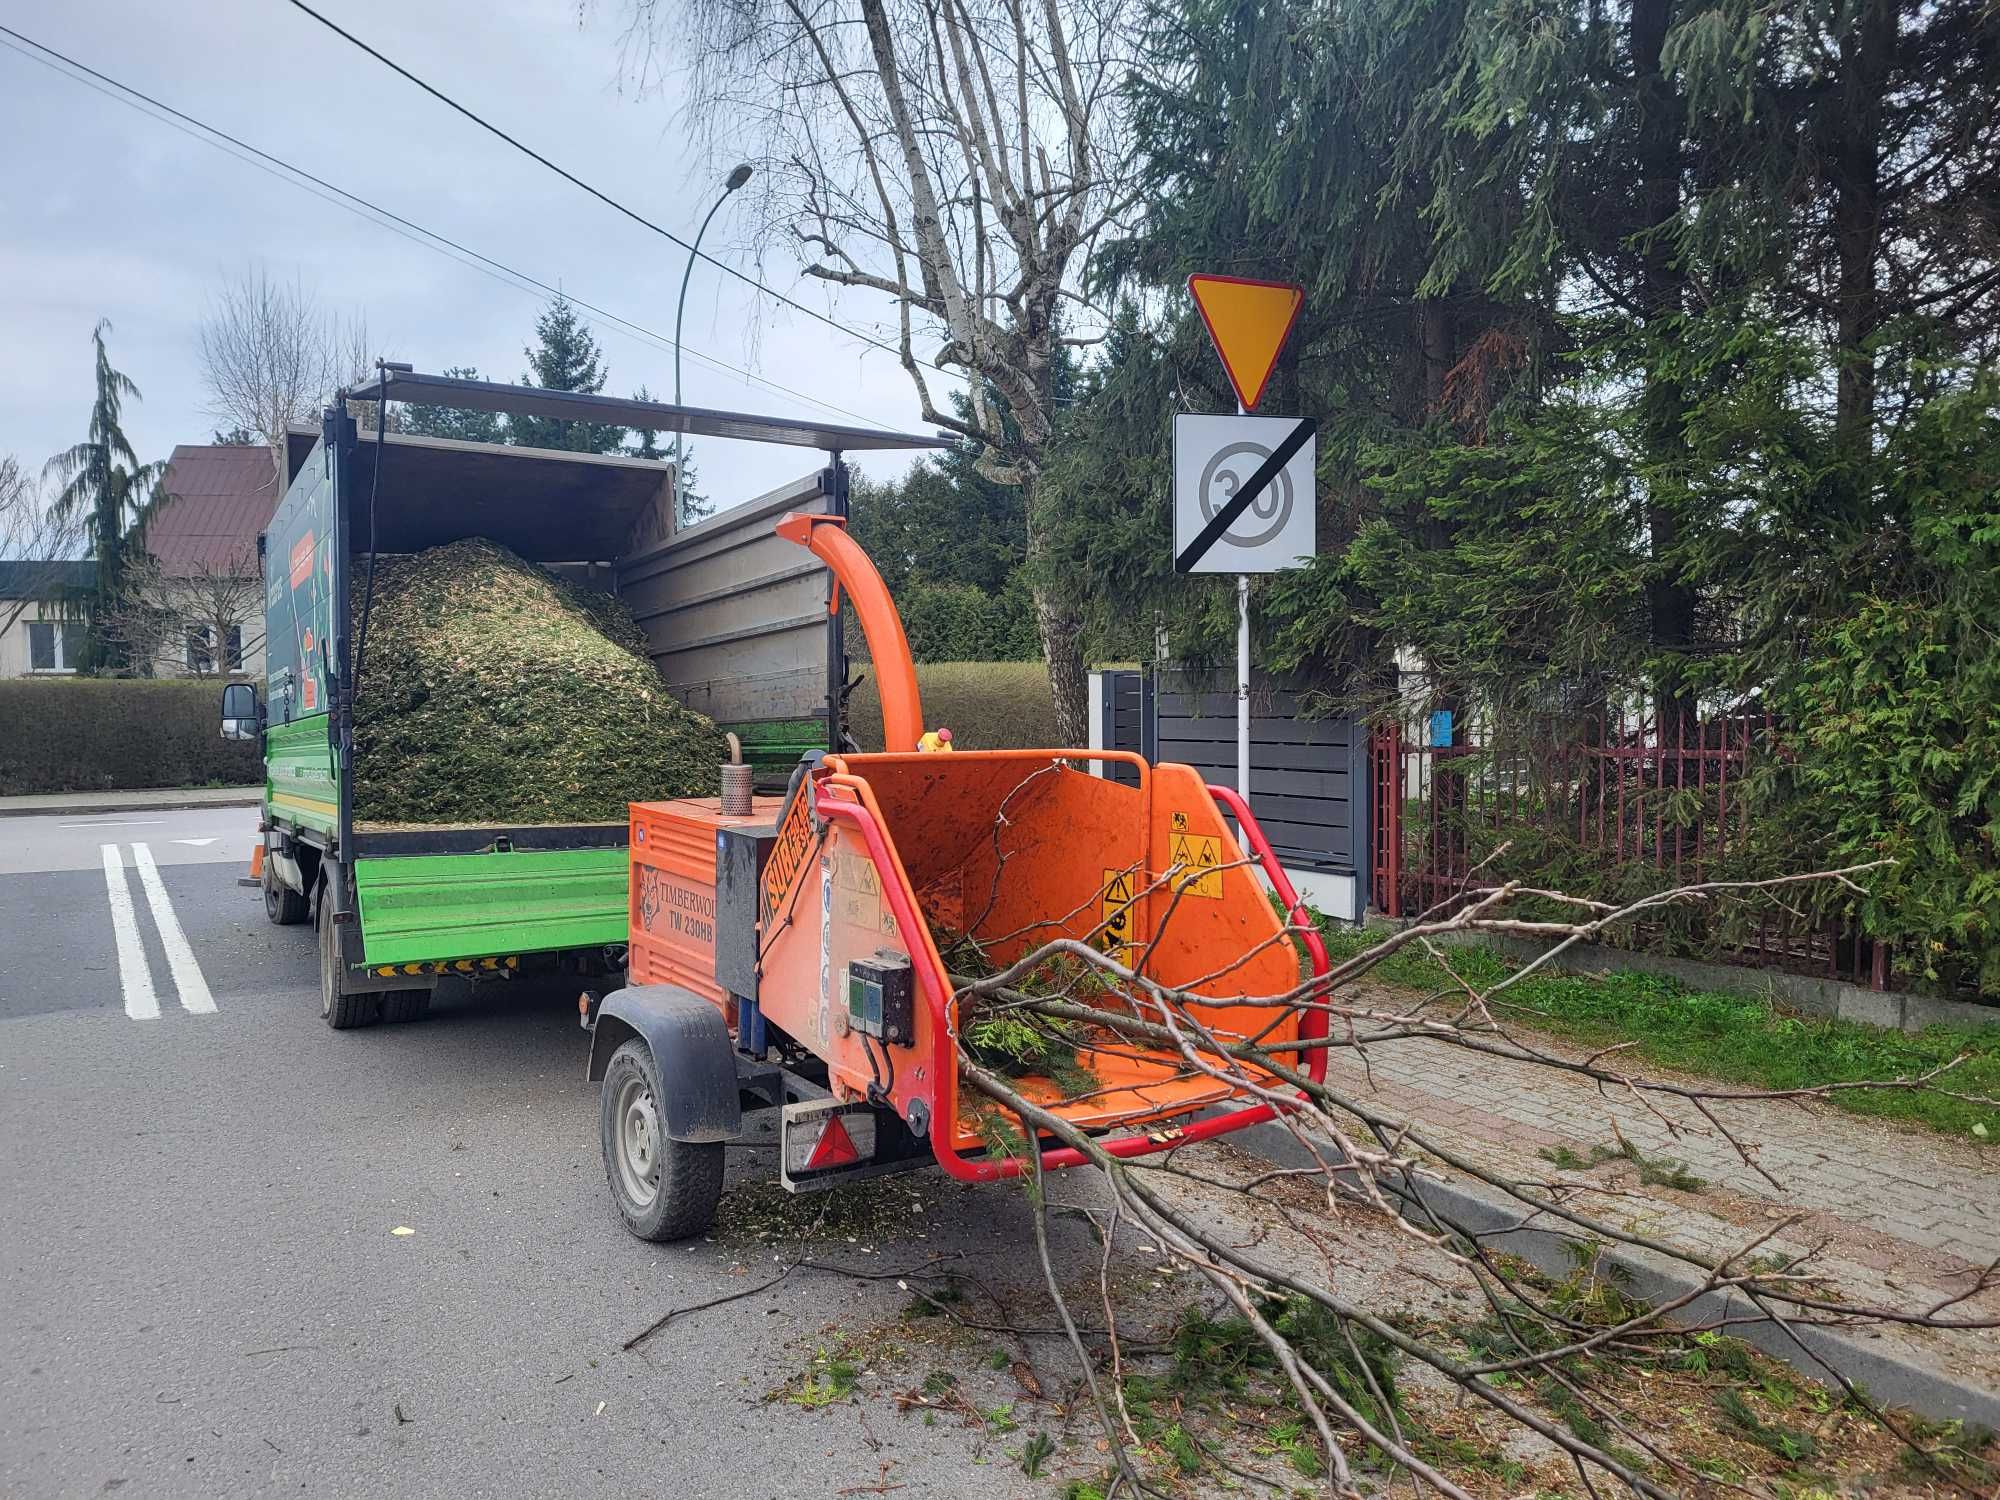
[221,369,944,1028]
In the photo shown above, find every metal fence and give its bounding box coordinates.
[1095,667,1370,895]
[1369,708,1893,989]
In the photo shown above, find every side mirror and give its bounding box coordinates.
[221,682,262,742]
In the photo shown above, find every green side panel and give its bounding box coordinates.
[727,717,826,775]
[352,846,629,966]
[265,714,338,836]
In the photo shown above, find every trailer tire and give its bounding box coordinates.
[319,899,378,1030]
[263,855,309,926]
[601,1038,724,1242]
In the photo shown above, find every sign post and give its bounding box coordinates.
[1177,275,1310,808]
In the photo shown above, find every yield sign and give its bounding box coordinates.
[1187,274,1304,412]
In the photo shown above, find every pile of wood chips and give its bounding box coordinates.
[349,538,729,826]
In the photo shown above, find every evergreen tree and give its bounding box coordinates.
[43,320,164,674]
[397,366,507,444]
[1071,0,2000,984]
[627,385,712,527]
[212,426,257,446]
[510,295,627,454]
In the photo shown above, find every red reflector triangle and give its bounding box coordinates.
[806,1114,861,1170]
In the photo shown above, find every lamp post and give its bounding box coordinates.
[673,163,753,477]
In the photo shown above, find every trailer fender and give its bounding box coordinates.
[587,986,741,1143]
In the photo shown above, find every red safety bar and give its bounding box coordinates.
[1206,782,1332,1083]
[812,776,1332,1183]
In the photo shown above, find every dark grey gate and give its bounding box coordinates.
[1097,668,1369,905]
[1096,668,1154,786]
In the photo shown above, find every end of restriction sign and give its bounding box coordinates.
[1172,413,1318,575]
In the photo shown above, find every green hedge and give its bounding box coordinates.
[844,577,1041,665]
[849,661,1063,751]
[0,679,264,795]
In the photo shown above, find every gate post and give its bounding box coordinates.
[1371,721,1403,919]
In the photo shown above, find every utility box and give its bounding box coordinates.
[715,821,778,999]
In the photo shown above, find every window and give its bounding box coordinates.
[185,623,246,674]
[26,620,83,672]
[186,624,248,676]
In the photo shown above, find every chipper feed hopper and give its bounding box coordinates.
[585,513,1331,1241]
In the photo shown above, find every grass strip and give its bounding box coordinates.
[1316,924,2000,1143]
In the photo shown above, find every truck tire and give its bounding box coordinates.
[263,856,309,926]
[380,989,431,1024]
[601,1037,724,1242]
[319,900,378,1030]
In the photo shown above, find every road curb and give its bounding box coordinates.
[0,791,262,818]
[1222,1114,2000,1428]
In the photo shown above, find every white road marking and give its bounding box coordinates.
[100,844,160,1021]
[130,843,218,1016]
[62,819,164,829]
[171,838,219,847]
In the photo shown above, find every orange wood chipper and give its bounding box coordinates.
[582,513,1330,1241]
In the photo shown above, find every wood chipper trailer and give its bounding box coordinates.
[586,512,1332,1239]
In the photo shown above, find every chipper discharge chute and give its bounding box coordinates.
[585,512,1330,1241]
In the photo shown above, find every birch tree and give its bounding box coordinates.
[604,0,1138,744]
[197,266,379,483]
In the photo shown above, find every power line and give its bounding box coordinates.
[0,21,887,428]
[279,0,950,378]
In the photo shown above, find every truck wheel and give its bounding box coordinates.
[601,1037,724,1242]
[263,855,309,926]
[380,990,431,1024]
[319,900,378,1030]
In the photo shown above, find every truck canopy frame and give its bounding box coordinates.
[342,368,953,455]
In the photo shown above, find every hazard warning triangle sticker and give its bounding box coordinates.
[806,1114,862,1170]
[1187,274,1305,412]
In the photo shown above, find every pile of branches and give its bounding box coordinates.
[951,852,2000,1496]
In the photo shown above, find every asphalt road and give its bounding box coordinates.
[0,807,1113,1498]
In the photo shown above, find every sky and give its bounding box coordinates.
[0,0,948,529]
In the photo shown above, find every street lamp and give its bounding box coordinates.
[673,163,754,475]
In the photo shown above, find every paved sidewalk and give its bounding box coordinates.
[0,785,261,818]
[1318,983,2000,1390]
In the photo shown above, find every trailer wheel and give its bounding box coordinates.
[319,899,378,1030]
[601,1037,724,1241]
[263,854,309,926]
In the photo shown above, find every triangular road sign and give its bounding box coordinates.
[1187,274,1305,412]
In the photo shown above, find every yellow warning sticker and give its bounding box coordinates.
[1167,832,1223,899]
[832,851,882,933]
[1171,810,1190,831]
[1094,867,1138,966]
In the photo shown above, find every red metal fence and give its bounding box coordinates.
[1369,711,1892,989]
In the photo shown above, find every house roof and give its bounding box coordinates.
[0,559,94,599]
[149,444,280,576]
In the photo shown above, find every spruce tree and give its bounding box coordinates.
[627,385,712,526]
[397,366,506,445]
[511,295,626,454]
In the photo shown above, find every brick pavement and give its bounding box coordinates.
[1315,1001,1999,1316]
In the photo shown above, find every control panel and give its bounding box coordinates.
[846,952,915,1045]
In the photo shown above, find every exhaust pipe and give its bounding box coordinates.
[720,732,753,816]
